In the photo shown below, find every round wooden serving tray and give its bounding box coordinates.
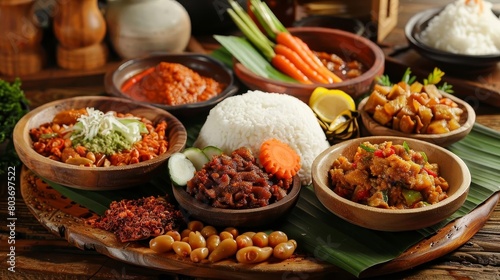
[20,166,499,279]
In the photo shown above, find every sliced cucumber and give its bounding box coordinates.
[202,145,223,160]
[168,152,196,186]
[183,147,209,171]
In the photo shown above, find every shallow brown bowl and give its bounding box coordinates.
[172,175,301,228]
[234,27,385,103]
[13,96,187,190]
[104,53,239,119]
[358,91,475,147]
[311,136,471,231]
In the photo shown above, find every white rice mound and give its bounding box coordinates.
[193,90,330,185]
[420,0,500,55]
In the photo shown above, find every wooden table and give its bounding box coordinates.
[1,0,499,279]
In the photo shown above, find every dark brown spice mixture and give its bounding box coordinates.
[186,147,293,209]
[87,196,184,242]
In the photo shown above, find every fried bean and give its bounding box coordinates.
[235,235,253,249]
[241,231,256,238]
[268,231,288,248]
[206,235,221,253]
[273,240,297,260]
[181,229,192,239]
[188,231,206,249]
[236,246,273,264]
[251,232,269,247]
[190,247,209,263]
[166,230,181,241]
[149,234,175,253]
[223,227,239,238]
[187,221,204,232]
[208,238,237,263]
[200,225,218,238]
[172,241,192,257]
[219,231,234,241]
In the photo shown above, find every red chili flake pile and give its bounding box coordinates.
[87,196,184,242]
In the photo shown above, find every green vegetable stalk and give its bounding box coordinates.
[0,78,30,175]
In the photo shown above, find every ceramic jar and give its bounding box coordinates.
[105,0,191,59]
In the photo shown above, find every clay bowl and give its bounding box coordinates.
[358,91,475,147]
[105,53,239,119]
[234,27,385,103]
[13,96,187,190]
[293,15,365,36]
[172,175,301,228]
[311,136,471,232]
[405,7,500,70]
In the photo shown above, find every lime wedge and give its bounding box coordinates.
[309,88,355,123]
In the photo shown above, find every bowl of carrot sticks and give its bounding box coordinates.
[218,0,384,103]
[231,27,384,103]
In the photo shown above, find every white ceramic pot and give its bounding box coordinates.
[105,0,191,59]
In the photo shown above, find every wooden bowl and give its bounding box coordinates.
[311,136,471,232]
[104,53,239,119]
[13,96,187,190]
[358,91,475,147]
[234,27,385,103]
[172,175,301,228]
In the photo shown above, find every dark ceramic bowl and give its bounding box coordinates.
[172,175,301,228]
[234,27,385,103]
[293,15,365,36]
[405,7,500,69]
[105,53,239,119]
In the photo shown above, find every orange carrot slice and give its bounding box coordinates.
[259,138,301,179]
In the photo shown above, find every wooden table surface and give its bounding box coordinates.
[1,0,499,279]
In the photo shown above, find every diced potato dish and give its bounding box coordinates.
[364,81,463,134]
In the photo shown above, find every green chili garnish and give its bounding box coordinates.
[420,151,428,163]
[41,133,59,139]
[403,141,410,153]
[359,143,376,152]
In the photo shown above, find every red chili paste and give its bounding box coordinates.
[122,62,224,106]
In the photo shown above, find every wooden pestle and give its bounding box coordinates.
[0,0,44,76]
[53,0,108,70]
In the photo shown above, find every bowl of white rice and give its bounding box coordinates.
[405,0,500,69]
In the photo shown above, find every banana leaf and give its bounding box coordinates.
[47,122,500,277]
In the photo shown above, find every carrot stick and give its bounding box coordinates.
[271,54,312,84]
[259,138,301,180]
[293,36,343,83]
[121,66,155,92]
[274,44,329,84]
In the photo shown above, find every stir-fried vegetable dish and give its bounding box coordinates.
[367,68,462,134]
[329,141,449,209]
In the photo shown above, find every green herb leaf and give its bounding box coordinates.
[0,78,30,175]
[424,67,445,85]
[359,143,376,152]
[438,82,454,94]
[420,151,428,162]
[401,67,416,85]
[403,141,410,153]
[376,74,392,87]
